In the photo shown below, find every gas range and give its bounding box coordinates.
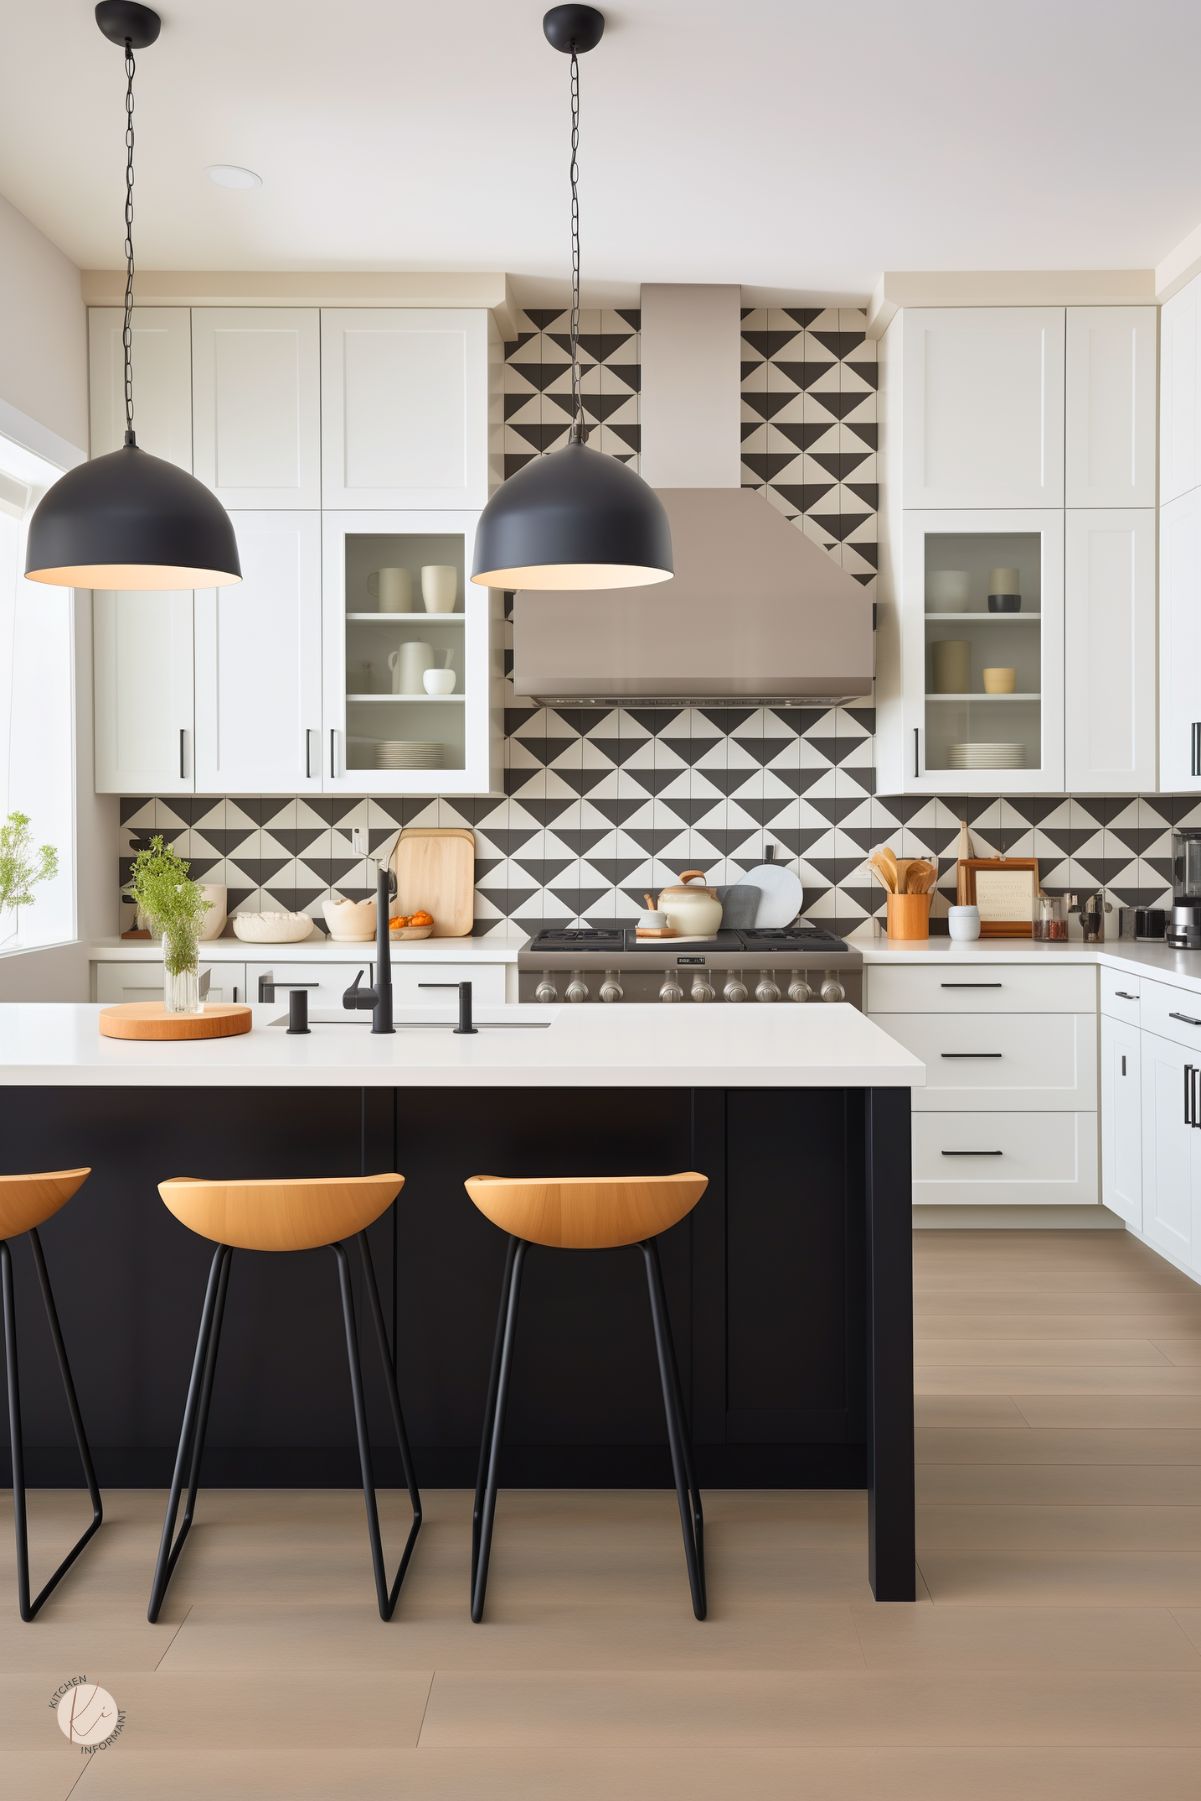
[518,925,863,1006]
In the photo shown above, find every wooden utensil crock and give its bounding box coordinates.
[886,893,931,940]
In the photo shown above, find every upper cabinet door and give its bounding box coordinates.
[1159,488,1201,791]
[93,590,194,794]
[901,308,1065,508]
[320,309,489,508]
[1160,275,1201,505]
[88,307,192,467]
[194,513,323,795]
[1064,509,1156,792]
[1065,308,1157,507]
[192,309,321,508]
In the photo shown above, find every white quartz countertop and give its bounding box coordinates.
[88,931,527,964]
[0,1002,925,1090]
[851,930,1201,996]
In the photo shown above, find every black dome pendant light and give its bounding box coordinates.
[25,3,240,591]
[471,5,671,592]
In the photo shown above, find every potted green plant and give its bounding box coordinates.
[125,835,211,1013]
[0,810,59,943]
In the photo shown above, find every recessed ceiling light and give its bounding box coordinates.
[207,164,262,190]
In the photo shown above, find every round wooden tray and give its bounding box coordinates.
[99,1002,252,1042]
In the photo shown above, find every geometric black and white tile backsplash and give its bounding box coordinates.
[118,306,1194,939]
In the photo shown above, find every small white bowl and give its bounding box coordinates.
[232,911,314,944]
[322,896,376,942]
[422,668,457,696]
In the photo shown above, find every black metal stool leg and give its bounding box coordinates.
[641,1239,707,1620]
[147,1243,231,1623]
[472,1235,518,1584]
[2,1234,104,1622]
[334,1239,420,1620]
[349,1232,422,1615]
[471,1235,527,1623]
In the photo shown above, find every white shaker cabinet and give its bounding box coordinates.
[192,308,321,508]
[1159,488,1201,791]
[93,588,194,794]
[899,308,1065,508]
[194,513,323,794]
[88,306,192,469]
[1160,274,1201,505]
[321,309,491,509]
[1100,1013,1142,1228]
[1065,307,1157,507]
[1140,1031,1201,1272]
[1064,509,1156,791]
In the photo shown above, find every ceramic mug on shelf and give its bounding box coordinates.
[421,565,458,613]
[982,666,1016,694]
[927,568,970,611]
[368,568,412,613]
[389,641,435,694]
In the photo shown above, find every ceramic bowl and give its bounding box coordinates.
[198,884,228,941]
[982,666,1017,694]
[389,922,434,941]
[232,911,314,944]
[322,896,376,942]
[422,667,457,695]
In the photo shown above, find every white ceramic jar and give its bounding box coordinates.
[947,904,981,942]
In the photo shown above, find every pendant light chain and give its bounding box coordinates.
[568,46,585,444]
[122,40,137,446]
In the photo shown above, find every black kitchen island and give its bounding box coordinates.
[0,1001,922,1599]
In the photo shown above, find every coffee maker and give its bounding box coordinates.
[1169,827,1201,949]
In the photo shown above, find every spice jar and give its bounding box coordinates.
[1033,894,1068,942]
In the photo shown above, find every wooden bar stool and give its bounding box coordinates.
[465,1171,709,1623]
[148,1174,421,1623]
[1,1169,103,1620]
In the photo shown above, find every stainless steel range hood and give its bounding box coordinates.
[512,284,874,705]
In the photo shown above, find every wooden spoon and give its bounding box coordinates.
[905,858,937,894]
[868,848,899,893]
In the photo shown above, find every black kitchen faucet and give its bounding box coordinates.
[342,862,395,1034]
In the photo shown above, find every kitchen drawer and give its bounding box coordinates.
[246,958,507,1012]
[875,1013,1096,1111]
[867,962,1096,1015]
[94,961,247,1005]
[912,1111,1098,1206]
[1100,968,1142,1024]
[1140,978,1201,1053]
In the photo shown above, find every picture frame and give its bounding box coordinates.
[958,857,1039,937]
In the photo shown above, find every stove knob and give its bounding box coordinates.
[755,970,781,1003]
[565,972,590,1004]
[787,975,814,1003]
[723,976,749,1003]
[820,974,846,1004]
[598,971,624,1004]
[690,973,715,1003]
[659,974,685,1003]
[534,972,558,1004]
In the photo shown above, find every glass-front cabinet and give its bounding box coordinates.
[886,509,1065,793]
[321,511,502,795]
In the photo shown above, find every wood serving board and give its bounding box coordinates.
[99,1003,253,1042]
[392,827,474,937]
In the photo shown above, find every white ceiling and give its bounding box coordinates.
[2,0,1200,301]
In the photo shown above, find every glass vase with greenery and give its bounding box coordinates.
[0,810,59,943]
[125,835,211,1013]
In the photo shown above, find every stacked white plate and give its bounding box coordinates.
[373,739,445,771]
[948,741,1025,769]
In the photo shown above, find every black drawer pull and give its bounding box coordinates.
[1120,1053,1126,1077]
[1186,1064,1196,1128]
[940,982,1003,989]
[941,1149,1003,1157]
[1113,990,1138,1001]
[940,1052,1003,1059]
[1169,1010,1201,1028]
[258,976,321,1004]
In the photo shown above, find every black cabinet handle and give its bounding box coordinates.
[1169,1011,1201,1028]
[1113,990,1138,1001]
[330,728,338,778]
[1192,723,1201,778]
[913,727,920,778]
[179,727,187,781]
[940,1051,1003,1059]
[305,729,314,780]
[941,1149,1003,1157]
[257,975,320,1004]
[1120,1052,1126,1077]
[941,982,1002,989]
[1186,1064,1195,1128]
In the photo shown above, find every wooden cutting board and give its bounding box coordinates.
[392,827,474,937]
[100,1003,252,1041]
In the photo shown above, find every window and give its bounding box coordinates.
[0,435,75,950]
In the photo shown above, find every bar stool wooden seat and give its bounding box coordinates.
[1,1169,103,1620]
[148,1174,421,1623]
[465,1171,709,1623]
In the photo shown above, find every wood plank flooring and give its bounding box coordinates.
[2,1227,1200,1799]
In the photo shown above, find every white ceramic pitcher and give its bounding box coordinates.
[389,641,435,694]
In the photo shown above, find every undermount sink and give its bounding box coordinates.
[270,1010,552,1031]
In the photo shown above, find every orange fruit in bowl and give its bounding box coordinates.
[410,909,433,927]
[389,915,410,931]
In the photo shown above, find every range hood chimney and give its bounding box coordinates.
[512,283,874,705]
